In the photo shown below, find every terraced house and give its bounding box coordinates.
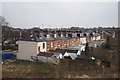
[17,29,103,61]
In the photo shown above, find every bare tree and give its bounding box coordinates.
[0,16,9,26]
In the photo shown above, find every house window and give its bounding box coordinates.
[55,45,57,49]
[43,43,45,49]
[38,46,40,52]
[47,44,50,48]
[58,41,60,46]
[64,41,66,45]
[51,42,53,47]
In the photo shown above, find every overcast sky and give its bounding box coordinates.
[2,2,118,28]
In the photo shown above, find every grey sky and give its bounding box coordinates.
[0,2,2,16]
[2,2,118,28]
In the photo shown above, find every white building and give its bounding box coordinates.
[53,53,63,59]
[80,36,86,44]
[63,49,80,60]
[64,52,77,60]
[95,35,101,40]
[17,41,47,61]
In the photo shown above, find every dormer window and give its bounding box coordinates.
[61,34,63,37]
[66,34,68,37]
[47,34,50,38]
[54,34,57,38]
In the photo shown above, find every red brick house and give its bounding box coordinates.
[44,33,55,51]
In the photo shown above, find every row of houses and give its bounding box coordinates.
[17,31,102,61]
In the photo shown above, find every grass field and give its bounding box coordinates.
[2,58,118,78]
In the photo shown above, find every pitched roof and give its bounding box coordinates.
[37,52,54,57]
[44,33,55,41]
[51,33,69,40]
[51,48,79,55]
[53,33,62,40]
[39,33,47,40]
[59,36,68,40]
[45,37,55,41]
[21,32,46,42]
[80,36,86,38]
[22,33,31,41]
[35,36,46,42]
[53,52,61,56]
[50,48,66,55]
[93,33,100,37]
[65,49,78,53]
